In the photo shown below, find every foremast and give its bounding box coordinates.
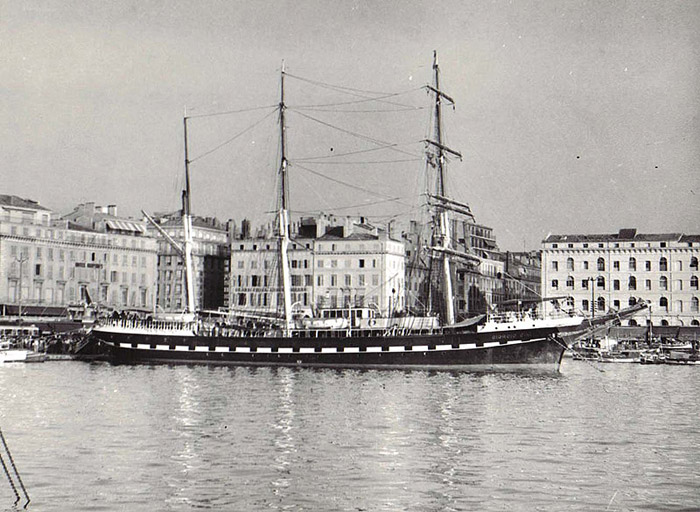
[277,62,293,335]
[182,116,196,316]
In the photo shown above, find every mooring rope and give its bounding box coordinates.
[0,451,20,505]
[550,335,605,373]
[0,428,30,507]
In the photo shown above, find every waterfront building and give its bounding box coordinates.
[0,196,157,313]
[502,251,542,305]
[229,214,405,316]
[541,229,700,326]
[146,212,231,313]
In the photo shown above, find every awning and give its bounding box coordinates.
[106,219,145,233]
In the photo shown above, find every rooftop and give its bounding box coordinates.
[543,228,697,244]
[0,195,51,211]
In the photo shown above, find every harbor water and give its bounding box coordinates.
[0,360,698,511]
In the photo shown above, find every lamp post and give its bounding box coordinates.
[16,254,28,319]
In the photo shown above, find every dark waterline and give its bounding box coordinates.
[0,360,698,511]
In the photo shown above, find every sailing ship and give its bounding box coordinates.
[84,53,643,370]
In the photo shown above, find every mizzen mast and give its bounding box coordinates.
[277,61,293,335]
[427,50,460,325]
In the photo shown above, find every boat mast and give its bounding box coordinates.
[182,116,196,315]
[430,51,455,325]
[278,62,293,335]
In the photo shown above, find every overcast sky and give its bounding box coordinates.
[3,0,699,250]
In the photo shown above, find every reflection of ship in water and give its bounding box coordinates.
[82,53,645,371]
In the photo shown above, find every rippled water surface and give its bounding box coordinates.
[0,359,699,511]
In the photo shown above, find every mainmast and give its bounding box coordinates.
[428,51,458,325]
[182,116,196,315]
[278,62,293,335]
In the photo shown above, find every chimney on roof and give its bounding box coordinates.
[618,228,637,239]
[107,205,118,216]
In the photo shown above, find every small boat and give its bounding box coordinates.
[0,341,46,364]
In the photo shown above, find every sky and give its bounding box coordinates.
[3,0,699,250]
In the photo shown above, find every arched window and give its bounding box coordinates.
[691,276,699,290]
[597,257,605,271]
[691,257,698,270]
[566,276,574,288]
[661,319,669,326]
[628,276,637,290]
[566,257,574,271]
[629,257,636,271]
[675,300,683,313]
[597,276,605,289]
[659,257,668,271]
[551,279,559,289]
[692,319,700,326]
[613,279,620,290]
[659,276,668,290]
[659,296,668,312]
[596,296,606,312]
[565,296,574,308]
[628,297,637,306]
[628,319,638,326]
[692,297,699,313]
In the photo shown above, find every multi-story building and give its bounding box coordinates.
[502,251,542,305]
[228,214,405,316]
[1,196,157,312]
[541,229,700,326]
[403,218,508,318]
[147,212,231,312]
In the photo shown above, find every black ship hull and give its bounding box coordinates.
[88,325,571,370]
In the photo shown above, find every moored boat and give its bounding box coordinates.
[85,54,644,370]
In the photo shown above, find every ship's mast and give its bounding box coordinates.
[278,62,293,335]
[429,51,456,325]
[182,116,196,315]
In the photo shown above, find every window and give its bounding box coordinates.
[675,300,683,313]
[581,279,589,289]
[596,296,606,312]
[331,274,337,286]
[566,258,574,271]
[629,257,636,271]
[659,297,668,312]
[691,276,699,290]
[613,261,620,271]
[583,261,589,270]
[597,257,605,271]
[552,261,559,271]
[628,276,637,290]
[613,279,620,291]
[597,276,605,289]
[582,299,589,312]
[691,297,699,313]
[691,257,698,270]
[551,279,559,289]
[566,276,574,288]
[645,279,652,290]
[676,280,683,291]
[659,257,668,271]
[629,297,637,307]
[345,274,351,286]
[317,275,323,286]
[613,300,620,309]
[359,259,365,268]
[645,260,651,271]
[35,264,41,276]
[659,276,668,290]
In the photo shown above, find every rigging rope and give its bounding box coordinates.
[188,107,278,164]
[290,110,422,159]
[292,162,413,207]
[0,452,19,505]
[294,143,411,162]
[185,104,278,120]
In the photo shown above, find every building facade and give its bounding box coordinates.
[147,213,231,313]
[541,229,700,326]
[0,196,157,313]
[228,215,406,316]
